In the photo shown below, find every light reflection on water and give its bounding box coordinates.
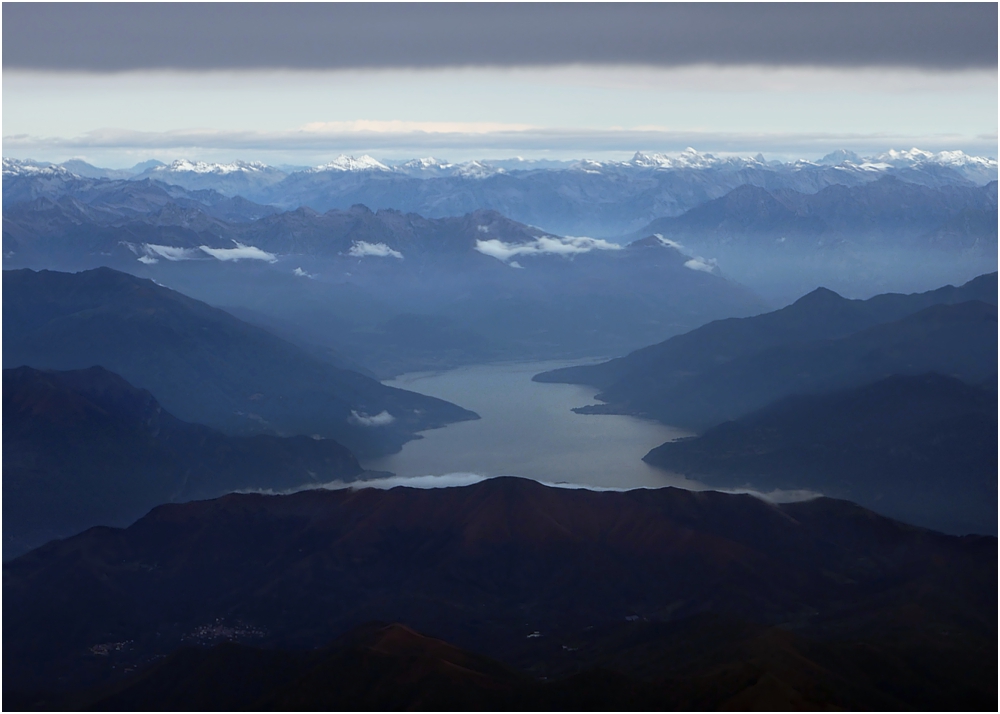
[363,359,708,491]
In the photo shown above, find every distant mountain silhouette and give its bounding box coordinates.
[2,174,277,225]
[3,366,365,558]
[581,300,996,427]
[3,268,478,457]
[645,373,998,535]
[10,149,995,237]
[5,478,995,710]
[536,272,997,392]
[622,178,997,301]
[536,274,998,427]
[4,202,769,377]
[633,178,998,254]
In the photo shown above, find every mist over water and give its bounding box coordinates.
[363,360,705,490]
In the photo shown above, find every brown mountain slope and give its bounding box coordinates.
[4,477,994,709]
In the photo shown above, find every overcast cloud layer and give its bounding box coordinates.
[4,4,995,165]
[4,3,997,72]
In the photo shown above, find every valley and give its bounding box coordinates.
[3,128,996,710]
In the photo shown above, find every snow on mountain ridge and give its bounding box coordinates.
[454,160,504,179]
[2,158,73,177]
[400,157,454,170]
[857,148,997,170]
[2,147,995,188]
[572,149,767,172]
[311,155,391,173]
[154,159,277,175]
[638,148,769,170]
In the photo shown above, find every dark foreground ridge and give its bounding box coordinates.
[5,477,996,710]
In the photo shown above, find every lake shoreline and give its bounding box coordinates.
[362,359,703,491]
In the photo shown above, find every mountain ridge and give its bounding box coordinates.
[3,365,366,558]
[6,147,995,237]
[643,373,998,535]
[3,267,479,456]
[534,272,997,392]
[5,476,995,708]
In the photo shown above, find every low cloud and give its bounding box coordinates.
[245,473,824,506]
[349,410,396,427]
[142,244,199,261]
[715,486,823,503]
[134,242,277,264]
[475,235,622,263]
[199,242,277,262]
[293,267,315,278]
[348,241,403,259]
[353,473,489,490]
[328,473,822,505]
[329,473,675,494]
[684,257,719,273]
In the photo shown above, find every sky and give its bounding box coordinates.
[3,3,997,168]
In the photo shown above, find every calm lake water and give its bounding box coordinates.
[363,360,708,491]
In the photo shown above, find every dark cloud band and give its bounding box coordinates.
[4,3,997,72]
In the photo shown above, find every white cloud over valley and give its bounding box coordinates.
[134,242,277,264]
[684,257,719,273]
[199,243,278,262]
[349,410,396,427]
[348,242,403,259]
[475,235,622,263]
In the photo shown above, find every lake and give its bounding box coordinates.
[363,360,708,491]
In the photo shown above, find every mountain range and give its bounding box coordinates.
[536,273,996,399]
[3,365,365,558]
[627,177,998,300]
[536,274,998,535]
[4,477,995,710]
[568,298,996,429]
[6,147,996,237]
[644,373,997,535]
[4,190,769,376]
[6,149,996,311]
[3,267,478,457]
[632,177,997,252]
[3,144,997,711]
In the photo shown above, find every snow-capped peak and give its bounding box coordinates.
[2,157,73,177]
[628,148,763,171]
[153,159,275,175]
[870,148,936,167]
[311,155,391,173]
[569,158,607,174]
[869,148,996,170]
[401,157,453,170]
[629,151,672,168]
[453,160,504,179]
